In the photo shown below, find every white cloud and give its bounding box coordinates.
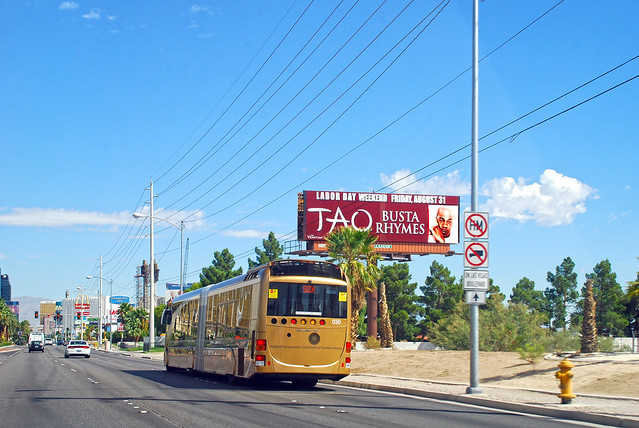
[380,169,470,196]
[223,229,267,239]
[82,9,101,20]
[58,2,79,10]
[0,207,132,227]
[481,169,597,226]
[190,5,212,15]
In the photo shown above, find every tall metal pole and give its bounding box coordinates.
[180,221,184,295]
[98,254,103,347]
[149,181,155,349]
[467,0,482,395]
[109,279,113,347]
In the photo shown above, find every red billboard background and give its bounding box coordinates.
[299,190,460,245]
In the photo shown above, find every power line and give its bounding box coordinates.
[153,0,302,184]
[156,0,318,196]
[180,0,450,223]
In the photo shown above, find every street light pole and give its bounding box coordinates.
[149,181,155,349]
[98,254,103,347]
[86,274,114,348]
[134,202,185,348]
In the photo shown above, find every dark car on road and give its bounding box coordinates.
[29,340,44,353]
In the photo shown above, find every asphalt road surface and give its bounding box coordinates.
[0,346,591,427]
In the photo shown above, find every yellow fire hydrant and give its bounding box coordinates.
[555,358,576,404]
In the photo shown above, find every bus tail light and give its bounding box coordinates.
[345,342,352,353]
[345,357,351,368]
[256,339,266,351]
[256,355,266,367]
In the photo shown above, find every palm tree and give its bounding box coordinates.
[326,226,381,346]
[128,308,149,346]
[0,300,17,341]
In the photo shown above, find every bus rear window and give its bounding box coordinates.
[269,260,342,279]
[267,282,348,318]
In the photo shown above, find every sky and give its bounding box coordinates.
[1,0,638,324]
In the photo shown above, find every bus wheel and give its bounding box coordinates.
[292,379,317,389]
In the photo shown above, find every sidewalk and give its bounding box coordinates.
[104,349,639,427]
[327,374,639,427]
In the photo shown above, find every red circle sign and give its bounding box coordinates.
[465,242,488,267]
[465,213,488,239]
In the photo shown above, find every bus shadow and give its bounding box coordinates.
[123,369,334,392]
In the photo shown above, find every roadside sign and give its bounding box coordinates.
[110,296,130,305]
[466,290,486,305]
[464,241,488,268]
[463,270,489,290]
[464,212,489,239]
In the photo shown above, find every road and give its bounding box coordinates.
[0,346,590,427]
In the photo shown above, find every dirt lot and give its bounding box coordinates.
[351,350,639,398]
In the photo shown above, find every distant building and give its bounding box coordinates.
[1,270,12,301]
[1,270,19,319]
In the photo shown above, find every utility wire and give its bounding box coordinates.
[157,0,377,213]
[153,0,301,184]
[157,0,352,204]
[181,0,450,222]
[157,0,317,196]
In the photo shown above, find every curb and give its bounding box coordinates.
[324,379,639,428]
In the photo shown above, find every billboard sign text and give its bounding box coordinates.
[299,190,460,244]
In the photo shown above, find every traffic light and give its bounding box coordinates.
[77,312,81,320]
[35,311,39,319]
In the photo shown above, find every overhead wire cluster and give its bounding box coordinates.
[97,0,637,289]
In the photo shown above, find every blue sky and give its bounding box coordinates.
[1,1,638,323]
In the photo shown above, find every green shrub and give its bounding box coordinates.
[541,328,581,353]
[516,343,546,367]
[366,336,381,349]
[598,336,614,352]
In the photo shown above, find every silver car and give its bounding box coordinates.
[64,340,91,358]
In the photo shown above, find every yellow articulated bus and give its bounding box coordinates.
[161,259,352,388]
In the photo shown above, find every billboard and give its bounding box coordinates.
[165,283,182,301]
[298,190,460,244]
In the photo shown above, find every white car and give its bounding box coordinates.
[64,340,91,358]
[44,337,53,346]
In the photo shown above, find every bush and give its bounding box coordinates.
[516,343,546,367]
[598,336,614,352]
[541,328,581,353]
[366,336,381,349]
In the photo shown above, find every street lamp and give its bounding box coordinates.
[133,208,184,349]
[86,275,114,348]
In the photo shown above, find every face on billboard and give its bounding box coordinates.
[427,205,458,244]
[301,191,459,244]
